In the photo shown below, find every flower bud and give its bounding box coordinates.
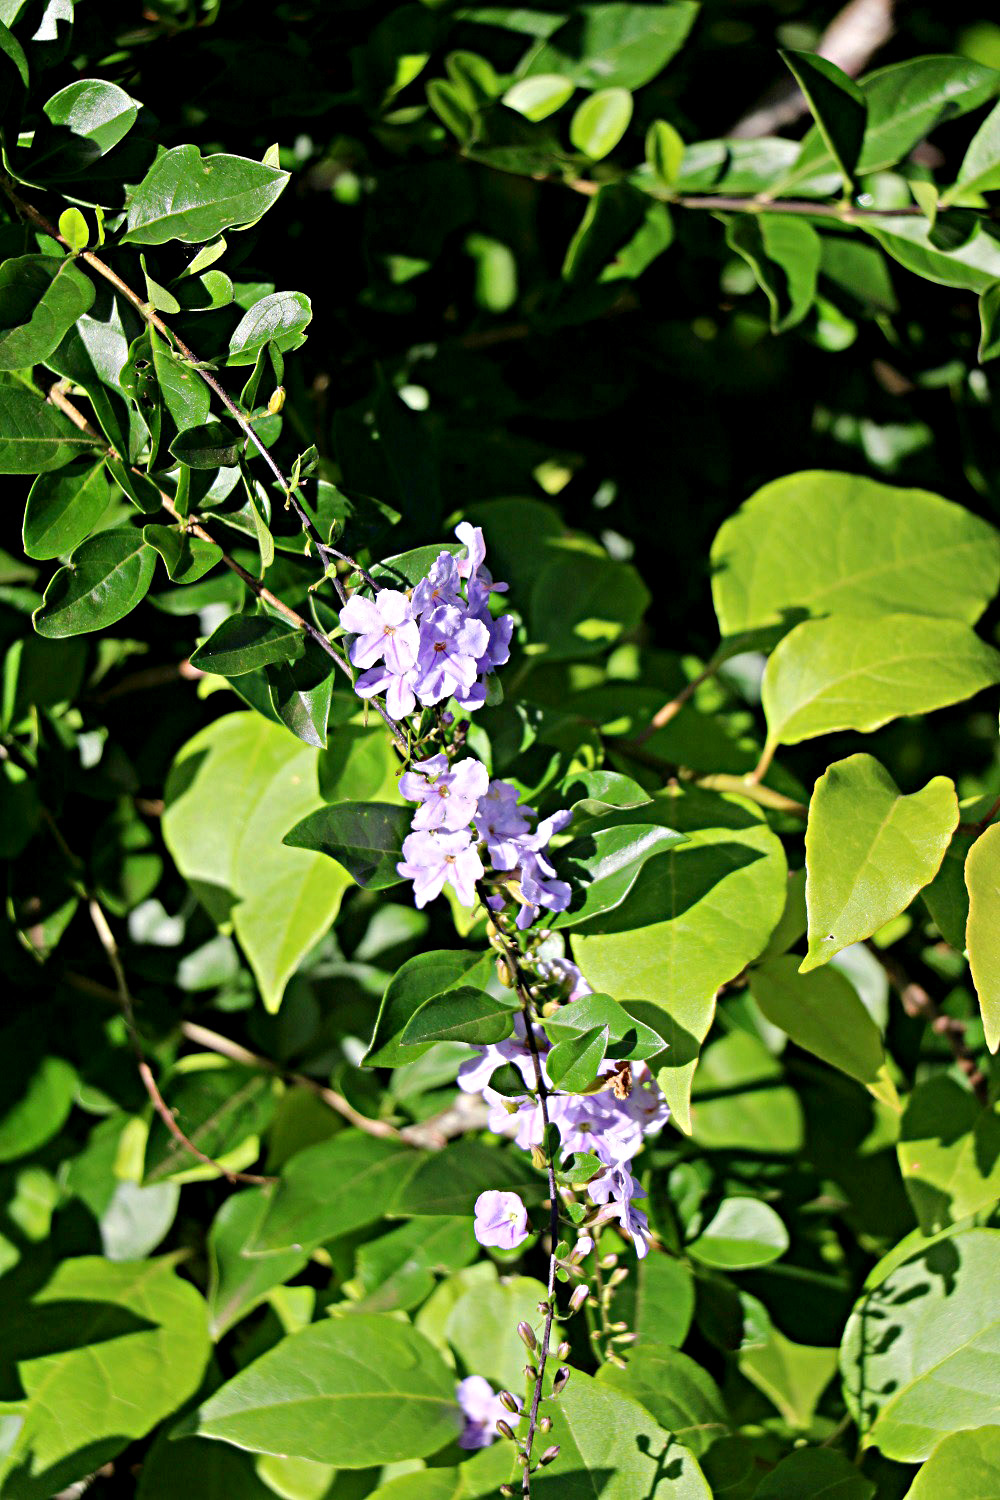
[524,1363,538,1381]
[568,1284,588,1314]
[537,1299,551,1315]
[600,1253,619,1270]
[552,1366,571,1396]
[517,1320,537,1351]
[267,386,286,414]
[557,1340,570,1360]
[539,1446,561,1467]
[609,1320,628,1332]
[499,1390,519,1413]
[496,1419,516,1441]
[500,1487,514,1497]
[496,955,514,988]
[530,1145,547,1172]
[608,1266,629,1288]
[606,1351,628,1369]
[539,1415,552,1433]
[612,1331,638,1345]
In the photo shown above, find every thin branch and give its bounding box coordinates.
[636,655,723,744]
[684,771,807,819]
[878,952,989,1105]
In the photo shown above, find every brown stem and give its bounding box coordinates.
[879,954,989,1105]
[636,657,722,742]
[543,168,926,219]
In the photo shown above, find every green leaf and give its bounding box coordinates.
[22,459,111,560]
[522,2,700,91]
[365,949,497,1067]
[150,330,211,432]
[712,471,1000,642]
[561,181,649,284]
[207,1189,308,1339]
[532,1372,712,1498]
[33,526,156,637]
[898,1077,1000,1234]
[352,1217,476,1313]
[599,1343,728,1457]
[227,291,312,366]
[569,87,633,160]
[57,208,89,251]
[190,613,305,675]
[169,420,241,469]
[979,282,1000,361]
[840,1227,1000,1461]
[802,754,958,970]
[37,77,138,172]
[546,1024,610,1090]
[392,1140,543,1216]
[646,118,685,188]
[542,991,666,1061]
[426,78,477,143]
[265,651,335,750]
[142,524,222,584]
[0,1053,76,1163]
[552,822,686,927]
[143,1058,276,1183]
[572,788,787,1132]
[163,712,352,1011]
[123,144,290,245]
[622,1252,695,1349]
[966,822,1000,1053]
[944,98,1000,202]
[902,1426,1000,1499]
[184,1314,462,1465]
[691,1030,804,1154]
[864,215,1000,294]
[0,1256,209,1499]
[726,213,821,333]
[754,1449,874,1500]
[761,614,1000,748]
[400,986,515,1045]
[0,255,95,369]
[529,548,650,657]
[250,1133,419,1254]
[283,801,413,889]
[749,956,895,1107]
[781,50,866,189]
[687,1196,789,1269]
[0,387,101,474]
[503,73,575,121]
[137,1433,274,1500]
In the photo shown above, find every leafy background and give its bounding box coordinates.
[3,0,1000,1497]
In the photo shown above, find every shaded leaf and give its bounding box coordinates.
[898,1076,1000,1235]
[33,526,156,637]
[688,1197,789,1270]
[190,613,305,675]
[284,801,412,889]
[22,459,111,560]
[0,255,95,369]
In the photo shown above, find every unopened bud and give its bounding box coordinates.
[500,1487,515,1497]
[539,1446,561,1467]
[537,1299,551,1315]
[496,955,514,987]
[267,386,286,414]
[499,1390,519,1413]
[600,1253,619,1270]
[524,1363,538,1381]
[607,1266,629,1288]
[518,1452,529,1467]
[496,1419,515,1440]
[606,1351,628,1369]
[539,1415,552,1433]
[552,1366,571,1396]
[568,1284,588,1313]
[517,1320,537,1351]
[609,1321,628,1333]
[530,1145,547,1171]
[556,1340,571,1359]
[612,1331,638,1345]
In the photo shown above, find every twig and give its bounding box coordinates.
[958,791,1000,836]
[683,771,807,819]
[635,656,723,743]
[543,170,925,220]
[878,953,988,1105]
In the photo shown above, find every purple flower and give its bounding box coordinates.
[455,522,487,580]
[474,1190,529,1249]
[475,780,535,870]
[456,1375,521,1449]
[399,754,489,832]
[512,809,574,929]
[397,828,484,908]
[589,1164,652,1259]
[413,605,490,706]
[339,590,419,674]
[353,661,416,720]
[412,550,463,616]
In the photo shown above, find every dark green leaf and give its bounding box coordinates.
[553,822,686,926]
[33,526,156,637]
[169,421,242,469]
[365,949,497,1067]
[898,1076,1000,1234]
[227,291,312,366]
[142,523,222,584]
[23,459,111,560]
[283,801,412,889]
[207,1189,308,1339]
[781,50,866,188]
[523,2,699,90]
[754,1449,874,1500]
[542,991,665,1061]
[190,613,305,675]
[547,1024,609,1091]
[600,1342,728,1458]
[726,213,821,333]
[0,255,95,369]
[0,387,101,474]
[123,144,290,245]
[143,1059,276,1182]
[150,330,211,432]
[400,986,516,1045]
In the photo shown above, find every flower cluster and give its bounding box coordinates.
[396,753,573,928]
[338,523,513,720]
[461,960,669,1258]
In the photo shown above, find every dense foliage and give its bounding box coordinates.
[3,1,1000,1496]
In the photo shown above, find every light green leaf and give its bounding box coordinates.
[190,613,305,675]
[688,1196,789,1270]
[623,1252,695,1349]
[22,459,111,560]
[646,118,684,188]
[944,98,1000,202]
[691,1030,804,1154]
[902,1425,1000,1499]
[184,1315,462,1465]
[351,1216,476,1314]
[864,216,1000,294]
[572,788,787,1132]
[898,1077,1000,1234]
[750,955,895,1107]
[227,291,312,366]
[741,1294,837,1430]
[712,470,1000,640]
[57,207,89,251]
[503,73,575,121]
[569,87,633,160]
[207,1189,308,1339]
[522,2,700,91]
[123,144,290,245]
[841,1227,1000,1461]
[33,526,156,637]
[762,614,1000,748]
[0,1257,209,1499]
[599,1343,727,1457]
[162,712,352,1011]
[726,213,820,333]
[0,1054,76,1163]
[0,255,95,369]
[966,822,1000,1053]
[446,1273,548,1389]
[0,387,101,474]
[143,1058,276,1183]
[754,1448,874,1500]
[547,1024,609,1091]
[38,77,138,169]
[532,1372,712,1497]
[781,49,866,189]
[541,991,666,1062]
[802,754,958,970]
